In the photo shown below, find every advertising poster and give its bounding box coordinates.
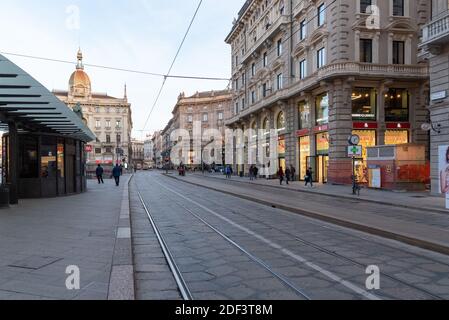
[439,145,449,209]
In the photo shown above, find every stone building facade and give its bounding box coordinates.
[169,90,232,168]
[131,139,145,169]
[54,50,133,174]
[421,0,449,194]
[225,0,430,184]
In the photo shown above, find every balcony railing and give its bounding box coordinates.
[225,62,428,126]
[422,11,449,45]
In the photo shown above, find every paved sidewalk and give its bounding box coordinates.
[0,176,133,300]
[193,172,447,214]
[169,173,449,256]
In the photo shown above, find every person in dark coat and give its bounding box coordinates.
[285,167,291,185]
[112,164,122,187]
[305,167,314,187]
[279,167,285,185]
[96,164,104,184]
[254,166,259,180]
[290,165,296,182]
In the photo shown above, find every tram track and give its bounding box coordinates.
[156,173,449,300]
[135,182,311,300]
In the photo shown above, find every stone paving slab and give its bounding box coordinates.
[0,177,131,300]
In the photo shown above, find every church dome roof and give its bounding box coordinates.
[69,49,91,89]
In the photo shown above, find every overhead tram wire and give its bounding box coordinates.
[0,51,229,81]
[141,0,204,133]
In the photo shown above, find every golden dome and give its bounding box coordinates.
[69,69,91,88]
[69,49,91,91]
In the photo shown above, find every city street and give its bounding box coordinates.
[131,171,449,300]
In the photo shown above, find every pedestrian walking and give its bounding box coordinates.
[226,165,232,179]
[249,165,254,181]
[285,167,291,185]
[278,167,285,185]
[254,166,259,180]
[305,167,314,187]
[290,165,296,182]
[96,164,104,184]
[112,164,122,187]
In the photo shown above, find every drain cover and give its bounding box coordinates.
[9,256,62,270]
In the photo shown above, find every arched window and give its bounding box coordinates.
[277,112,286,131]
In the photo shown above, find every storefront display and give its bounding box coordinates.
[315,132,329,183]
[352,130,376,183]
[385,130,409,145]
[299,136,310,181]
[352,88,377,121]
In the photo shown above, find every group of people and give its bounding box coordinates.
[277,165,297,185]
[249,165,259,181]
[96,164,123,187]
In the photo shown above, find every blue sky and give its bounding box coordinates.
[0,0,243,137]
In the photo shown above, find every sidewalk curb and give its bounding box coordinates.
[108,175,136,300]
[166,174,449,256]
[195,174,449,215]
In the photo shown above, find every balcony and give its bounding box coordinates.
[226,62,428,126]
[422,11,449,46]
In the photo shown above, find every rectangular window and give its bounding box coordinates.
[235,102,239,114]
[299,59,307,79]
[242,98,245,109]
[19,136,39,179]
[116,120,122,128]
[116,134,121,144]
[41,140,57,179]
[277,39,283,56]
[251,63,256,76]
[277,73,283,90]
[188,115,193,123]
[393,41,405,64]
[105,147,112,153]
[352,87,377,120]
[106,135,111,143]
[360,39,373,63]
[385,88,409,122]
[251,91,256,104]
[203,114,208,122]
[317,47,326,69]
[106,120,111,128]
[393,0,404,16]
[96,120,101,129]
[218,112,223,120]
[300,20,307,40]
[316,93,329,125]
[95,148,102,154]
[318,3,326,26]
[242,74,246,86]
[263,52,268,67]
[360,0,372,13]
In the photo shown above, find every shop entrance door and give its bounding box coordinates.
[317,155,329,184]
[306,156,316,182]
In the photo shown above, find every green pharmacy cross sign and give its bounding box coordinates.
[348,145,363,157]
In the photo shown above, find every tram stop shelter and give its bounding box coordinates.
[0,54,95,205]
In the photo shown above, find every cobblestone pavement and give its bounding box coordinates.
[131,172,449,300]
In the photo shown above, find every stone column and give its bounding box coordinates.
[327,78,353,184]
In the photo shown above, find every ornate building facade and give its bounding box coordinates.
[170,90,232,168]
[54,50,133,174]
[421,0,449,194]
[225,0,430,184]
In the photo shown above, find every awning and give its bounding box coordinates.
[0,54,95,142]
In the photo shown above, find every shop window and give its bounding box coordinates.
[385,130,409,145]
[299,102,310,129]
[315,94,329,126]
[41,142,57,179]
[299,136,310,180]
[19,136,38,179]
[352,88,377,120]
[316,132,329,155]
[385,88,409,122]
[352,130,376,183]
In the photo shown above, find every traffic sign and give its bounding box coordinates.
[348,145,362,157]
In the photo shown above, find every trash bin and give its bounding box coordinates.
[0,185,10,208]
[240,171,244,178]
